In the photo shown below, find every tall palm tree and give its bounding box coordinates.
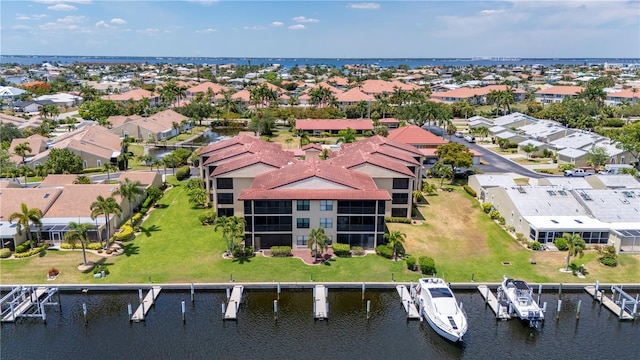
[383,230,406,261]
[14,142,31,164]
[219,90,237,119]
[113,178,145,227]
[214,216,246,255]
[562,233,586,271]
[64,222,95,266]
[103,162,117,181]
[9,203,43,250]
[337,127,357,144]
[90,195,122,250]
[308,227,328,262]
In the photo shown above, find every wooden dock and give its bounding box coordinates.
[584,286,634,320]
[131,286,162,322]
[477,285,510,320]
[396,285,421,320]
[224,285,244,320]
[1,287,48,323]
[313,285,328,320]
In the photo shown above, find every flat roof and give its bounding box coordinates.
[525,216,610,231]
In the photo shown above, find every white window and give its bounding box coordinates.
[97,160,102,167]
[320,218,333,229]
[320,200,333,211]
[296,236,308,246]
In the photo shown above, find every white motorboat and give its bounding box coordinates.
[413,278,468,342]
[498,277,544,328]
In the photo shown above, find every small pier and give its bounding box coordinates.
[477,285,510,320]
[224,285,244,320]
[131,286,162,322]
[313,285,328,320]
[1,286,59,323]
[585,285,636,321]
[396,285,420,320]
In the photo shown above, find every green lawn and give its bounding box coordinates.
[2,181,638,285]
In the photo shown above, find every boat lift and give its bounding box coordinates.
[1,286,60,323]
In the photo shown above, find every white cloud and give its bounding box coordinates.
[292,16,319,23]
[34,0,91,3]
[11,25,32,31]
[110,18,126,25]
[479,9,505,15]
[196,28,216,33]
[137,28,160,35]
[288,24,305,30]
[271,21,284,27]
[16,14,48,20]
[186,0,218,5]
[95,20,109,28]
[348,3,380,10]
[48,4,77,11]
[243,25,265,30]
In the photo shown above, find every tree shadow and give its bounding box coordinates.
[94,257,115,267]
[232,256,252,264]
[155,204,170,209]
[121,243,140,257]
[139,224,161,237]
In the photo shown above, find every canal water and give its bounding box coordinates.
[1,289,638,359]
[146,128,239,159]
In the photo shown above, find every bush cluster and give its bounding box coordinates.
[93,264,110,276]
[481,203,492,214]
[463,185,477,197]
[406,256,417,271]
[558,164,575,171]
[270,246,292,257]
[529,241,543,250]
[332,243,351,257]
[351,246,365,256]
[598,245,618,267]
[375,244,393,259]
[15,242,32,253]
[418,256,436,275]
[13,244,48,258]
[0,248,11,258]
[176,166,191,181]
[82,167,103,174]
[198,210,217,225]
[233,245,254,258]
[111,225,135,242]
[554,237,569,251]
[384,217,412,224]
[131,213,143,226]
[489,210,501,220]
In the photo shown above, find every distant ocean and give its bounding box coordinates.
[2,55,640,69]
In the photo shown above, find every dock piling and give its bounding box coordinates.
[41,303,46,324]
[141,301,145,321]
[181,301,186,323]
[221,303,225,320]
[594,280,599,300]
[274,300,278,321]
[138,289,143,304]
[485,286,489,305]
[191,284,195,303]
[556,300,562,320]
[362,283,365,301]
[151,287,156,306]
[620,299,626,320]
[226,288,230,300]
[543,302,547,314]
[538,284,543,305]
[366,300,371,320]
[576,300,582,320]
[127,304,132,322]
[558,283,563,298]
[82,303,88,325]
[277,283,281,301]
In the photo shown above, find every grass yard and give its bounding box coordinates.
[2,180,638,285]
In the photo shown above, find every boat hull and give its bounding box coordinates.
[422,310,464,342]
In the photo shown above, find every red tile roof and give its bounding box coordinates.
[211,152,296,177]
[187,81,228,95]
[296,119,374,131]
[535,86,584,96]
[336,87,374,102]
[203,141,287,166]
[431,85,525,100]
[387,125,448,146]
[199,134,266,156]
[329,150,415,177]
[345,135,424,158]
[342,140,420,165]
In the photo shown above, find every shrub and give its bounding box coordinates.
[375,245,393,259]
[531,241,542,250]
[516,233,526,242]
[198,210,217,225]
[48,268,60,277]
[481,203,492,214]
[233,245,254,258]
[384,217,412,224]
[554,237,569,251]
[498,216,506,225]
[87,243,102,250]
[419,256,436,275]
[176,166,191,181]
[93,265,110,275]
[142,197,153,209]
[489,209,501,220]
[598,245,618,267]
[111,225,135,242]
[0,248,11,258]
[558,163,575,171]
[13,244,48,258]
[351,246,365,256]
[463,185,477,197]
[15,243,31,253]
[406,256,417,271]
[82,167,103,174]
[131,212,143,226]
[270,246,292,257]
[140,207,148,215]
[105,249,113,255]
[332,243,351,257]
[537,169,555,174]
[599,256,618,267]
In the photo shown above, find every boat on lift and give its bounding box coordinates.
[498,276,544,328]
[413,278,468,342]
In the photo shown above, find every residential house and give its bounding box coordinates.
[102,88,160,108]
[517,139,553,157]
[8,134,48,164]
[430,85,526,104]
[386,125,448,163]
[335,87,374,109]
[186,81,228,99]
[585,175,640,190]
[0,86,26,100]
[467,174,517,201]
[535,86,583,104]
[519,120,573,143]
[493,112,538,129]
[35,93,83,107]
[109,109,190,142]
[295,119,374,135]
[605,88,640,106]
[11,100,55,113]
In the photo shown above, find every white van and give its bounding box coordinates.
[600,164,634,175]
[464,135,476,143]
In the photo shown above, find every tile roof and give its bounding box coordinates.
[115,171,161,186]
[199,134,264,155]
[536,86,584,96]
[346,135,424,158]
[387,125,448,146]
[340,139,420,165]
[329,150,415,177]
[203,141,288,166]
[187,81,228,94]
[38,174,79,187]
[335,87,374,102]
[102,88,158,101]
[44,184,122,218]
[0,188,62,221]
[211,152,296,177]
[295,119,374,131]
[431,85,525,99]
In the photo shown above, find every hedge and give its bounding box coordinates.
[198,210,217,225]
[82,167,103,174]
[0,248,11,258]
[489,210,501,220]
[13,244,48,258]
[61,242,103,250]
[406,256,417,271]
[15,243,31,254]
[176,166,191,181]
[419,256,436,275]
[554,238,569,251]
[481,203,492,214]
[384,217,412,224]
[111,225,135,242]
[375,244,393,259]
[270,246,292,257]
[351,246,365,256]
[332,243,351,257]
[463,185,477,197]
[131,212,143,226]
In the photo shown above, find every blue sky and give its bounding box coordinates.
[1,1,639,57]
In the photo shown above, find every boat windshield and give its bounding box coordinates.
[428,288,453,298]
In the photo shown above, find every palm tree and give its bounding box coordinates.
[355,100,368,119]
[337,127,357,144]
[90,195,122,250]
[188,188,208,208]
[64,222,95,266]
[152,158,164,173]
[103,162,117,181]
[412,189,423,204]
[284,137,294,149]
[9,203,43,250]
[14,142,31,164]
[562,233,586,271]
[219,90,237,119]
[383,230,406,261]
[214,216,246,255]
[18,165,31,188]
[308,227,329,262]
[113,178,145,227]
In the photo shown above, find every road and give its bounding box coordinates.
[423,125,547,179]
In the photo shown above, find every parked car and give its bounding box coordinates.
[563,168,595,177]
[455,131,464,138]
[599,164,634,175]
[464,135,476,143]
